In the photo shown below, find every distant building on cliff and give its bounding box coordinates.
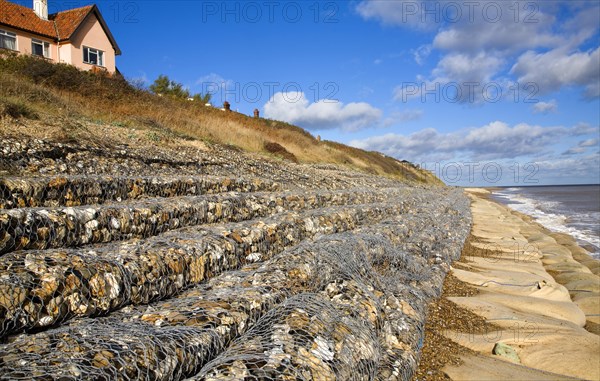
[0,0,121,73]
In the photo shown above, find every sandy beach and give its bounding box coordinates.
[415,188,600,381]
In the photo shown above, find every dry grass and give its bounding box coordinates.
[0,52,441,183]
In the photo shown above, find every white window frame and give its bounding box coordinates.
[31,38,50,58]
[0,29,17,51]
[83,46,104,67]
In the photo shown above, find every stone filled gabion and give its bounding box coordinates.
[0,203,408,338]
[0,188,408,254]
[0,134,471,381]
[193,293,381,381]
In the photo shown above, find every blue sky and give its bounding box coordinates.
[30,0,600,185]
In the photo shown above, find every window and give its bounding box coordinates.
[83,46,104,66]
[0,29,17,51]
[31,39,50,58]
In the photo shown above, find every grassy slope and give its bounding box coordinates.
[0,52,441,185]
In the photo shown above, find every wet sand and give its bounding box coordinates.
[414,188,600,381]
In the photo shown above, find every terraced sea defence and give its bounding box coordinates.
[0,135,471,380]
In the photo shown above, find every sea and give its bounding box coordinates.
[491,185,600,259]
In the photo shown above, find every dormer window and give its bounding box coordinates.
[83,46,104,66]
[31,39,50,58]
[0,29,17,50]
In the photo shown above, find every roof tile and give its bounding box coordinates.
[0,0,94,40]
[52,5,94,40]
[0,0,56,38]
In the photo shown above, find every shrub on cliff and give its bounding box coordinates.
[264,141,298,163]
[0,50,136,100]
[0,98,39,119]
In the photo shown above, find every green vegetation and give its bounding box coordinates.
[0,97,39,119]
[149,74,211,104]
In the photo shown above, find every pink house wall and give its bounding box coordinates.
[1,13,117,73]
[0,25,57,61]
[66,14,116,73]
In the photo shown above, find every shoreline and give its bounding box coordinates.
[484,185,600,257]
[414,188,600,381]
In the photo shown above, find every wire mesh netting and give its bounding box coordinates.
[0,134,472,381]
[0,186,409,254]
[0,202,409,338]
[192,293,381,381]
[0,190,471,380]
[0,176,281,209]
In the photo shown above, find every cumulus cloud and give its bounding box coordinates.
[357,1,600,101]
[413,45,432,65]
[579,138,599,147]
[357,1,592,52]
[356,0,563,53]
[562,147,587,155]
[395,52,506,103]
[432,4,560,54]
[382,109,423,127]
[195,73,235,100]
[571,123,599,135]
[532,100,558,114]
[350,121,598,162]
[195,73,233,86]
[355,0,436,30]
[511,47,600,98]
[263,92,382,131]
[535,153,600,182]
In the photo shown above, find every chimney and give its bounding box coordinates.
[33,0,48,20]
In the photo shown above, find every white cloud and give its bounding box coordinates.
[195,73,235,101]
[536,153,600,177]
[356,1,562,49]
[562,146,587,155]
[432,4,560,54]
[358,86,375,98]
[413,44,432,65]
[433,52,504,82]
[383,109,423,127]
[350,121,599,162]
[511,47,600,97]
[395,52,506,103]
[195,73,233,86]
[571,122,599,135]
[355,0,436,30]
[357,1,600,101]
[579,138,599,147]
[263,92,382,132]
[532,100,558,114]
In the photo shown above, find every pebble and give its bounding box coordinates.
[0,133,471,380]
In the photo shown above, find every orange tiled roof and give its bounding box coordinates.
[0,0,94,40]
[52,5,94,40]
[0,0,57,38]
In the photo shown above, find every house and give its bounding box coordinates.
[0,0,121,73]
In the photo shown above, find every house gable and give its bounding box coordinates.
[52,5,120,55]
[66,11,117,72]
